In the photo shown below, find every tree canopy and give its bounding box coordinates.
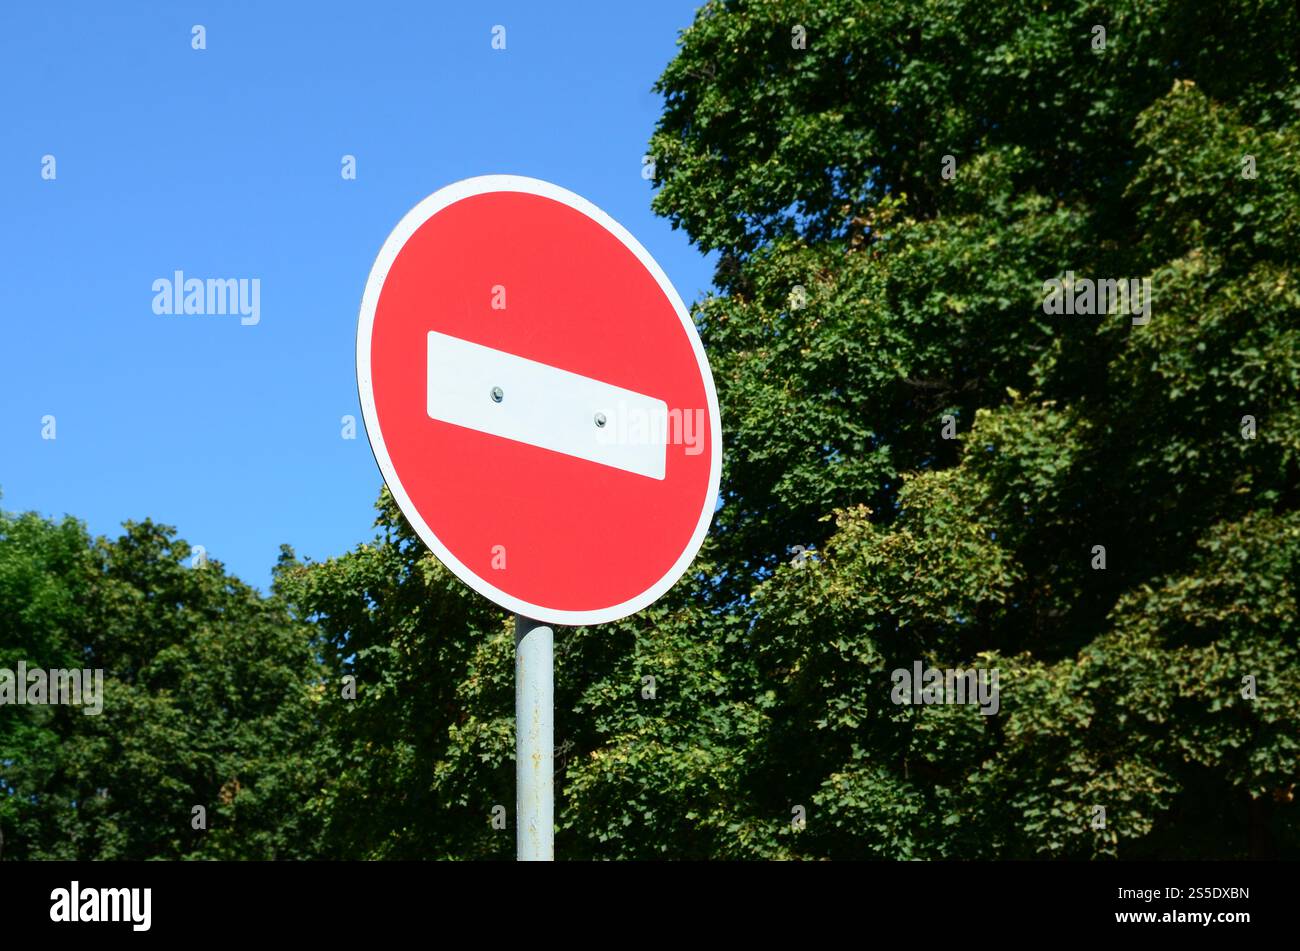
[0,506,324,859]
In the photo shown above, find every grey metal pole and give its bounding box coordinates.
[514,614,554,860]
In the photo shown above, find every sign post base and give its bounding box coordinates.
[514,614,554,861]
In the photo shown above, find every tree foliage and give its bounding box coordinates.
[0,507,324,859]
[640,0,1299,858]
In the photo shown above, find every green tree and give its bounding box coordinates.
[0,504,325,860]
[277,489,506,859]
[641,0,1299,857]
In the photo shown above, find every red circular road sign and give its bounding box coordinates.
[356,176,722,625]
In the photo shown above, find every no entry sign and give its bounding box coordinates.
[356,176,721,625]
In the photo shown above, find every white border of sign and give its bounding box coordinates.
[356,175,723,626]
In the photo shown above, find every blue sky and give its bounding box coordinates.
[0,1,715,589]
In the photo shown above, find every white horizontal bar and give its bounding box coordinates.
[427,331,668,480]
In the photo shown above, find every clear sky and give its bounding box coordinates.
[0,1,715,589]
